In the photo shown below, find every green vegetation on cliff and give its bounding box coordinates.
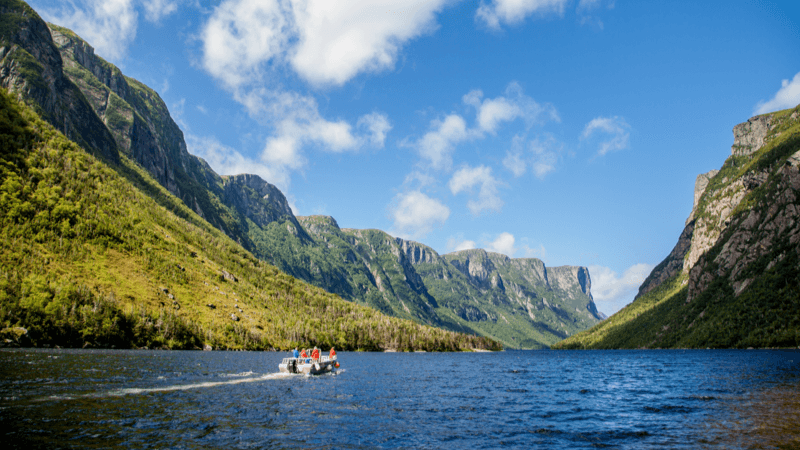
[555,105,800,349]
[0,89,501,351]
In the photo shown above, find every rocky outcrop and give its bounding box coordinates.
[688,158,800,301]
[223,174,303,233]
[49,24,189,196]
[731,115,772,156]
[0,0,118,162]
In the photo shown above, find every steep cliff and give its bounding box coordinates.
[555,105,800,349]
[0,0,117,162]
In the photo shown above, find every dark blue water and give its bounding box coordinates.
[1,349,799,449]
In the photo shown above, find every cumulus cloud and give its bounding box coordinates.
[413,83,556,171]
[449,165,504,215]
[201,0,291,89]
[521,242,547,260]
[447,237,477,252]
[416,114,471,170]
[230,89,390,173]
[588,263,653,316]
[289,0,450,87]
[485,232,517,257]
[476,0,568,29]
[755,71,800,115]
[503,134,561,179]
[581,116,630,156]
[37,0,139,60]
[202,0,451,88]
[185,134,291,192]
[464,82,559,133]
[503,148,527,177]
[358,112,393,148]
[142,0,179,22]
[389,191,450,239]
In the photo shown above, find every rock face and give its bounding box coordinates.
[290,218,603,348]
[0,1,602,349]
[556,103,800,349]
[0,0,117,162]
[731,115,772,156]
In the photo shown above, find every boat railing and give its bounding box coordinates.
[281,355,336,365]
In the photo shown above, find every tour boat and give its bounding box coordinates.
[279,355,339,375]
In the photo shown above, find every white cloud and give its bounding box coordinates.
[503,133,561,179]
[521,242,546,260]
[142,0,178,22]
[201,0,452,89]
[358,112,393,148]
[485,232,517,257]
[476,0,568,29]
[201,0,291,90]
[185,134,291,192]
[38,0,138,61]
[414,83,556,171]
[503,148,527,177]
[530,135,559,178]
[416,114,472,170]
[449,165,504,215]
[588,263,653,316]
[581,116,630,156]
[755,71,800,115]
[464,82,559,133]
[232,89,388,172]
[289,0,451,87]
[389,191,450,239]
[447,237,477,252]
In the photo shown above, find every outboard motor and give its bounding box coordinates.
[289,359,297,374]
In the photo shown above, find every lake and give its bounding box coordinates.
[1,348,799,449]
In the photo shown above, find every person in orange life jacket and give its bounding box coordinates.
[311,347,320,360]
[329,347,336,359]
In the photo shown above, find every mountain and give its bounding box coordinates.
[295,218,604,348]
[0,0,499,352]
[1,0,602,349]
[555,105,800,349]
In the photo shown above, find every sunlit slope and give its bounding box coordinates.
[555,105,800,349]
[0,90,501,351]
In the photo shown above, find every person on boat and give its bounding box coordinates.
[292,347,299,359]
[311,347,320,361]
[300,348,308,361]
[329,347,336,360]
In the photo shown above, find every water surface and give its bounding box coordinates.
[1,349,798,449]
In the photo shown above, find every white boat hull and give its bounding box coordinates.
[279,356,338,375]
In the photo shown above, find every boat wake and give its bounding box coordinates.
[44,372,293,401]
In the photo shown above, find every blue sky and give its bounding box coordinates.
[29,0,800,315]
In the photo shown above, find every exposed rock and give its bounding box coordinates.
[220,269,238,283]
[0,4,118,162]
[687,170,719,224]
[230,314,239,322]
[731,114,772,156]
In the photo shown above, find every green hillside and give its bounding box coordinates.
[0,89,501,351]
[555,105,800,349]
